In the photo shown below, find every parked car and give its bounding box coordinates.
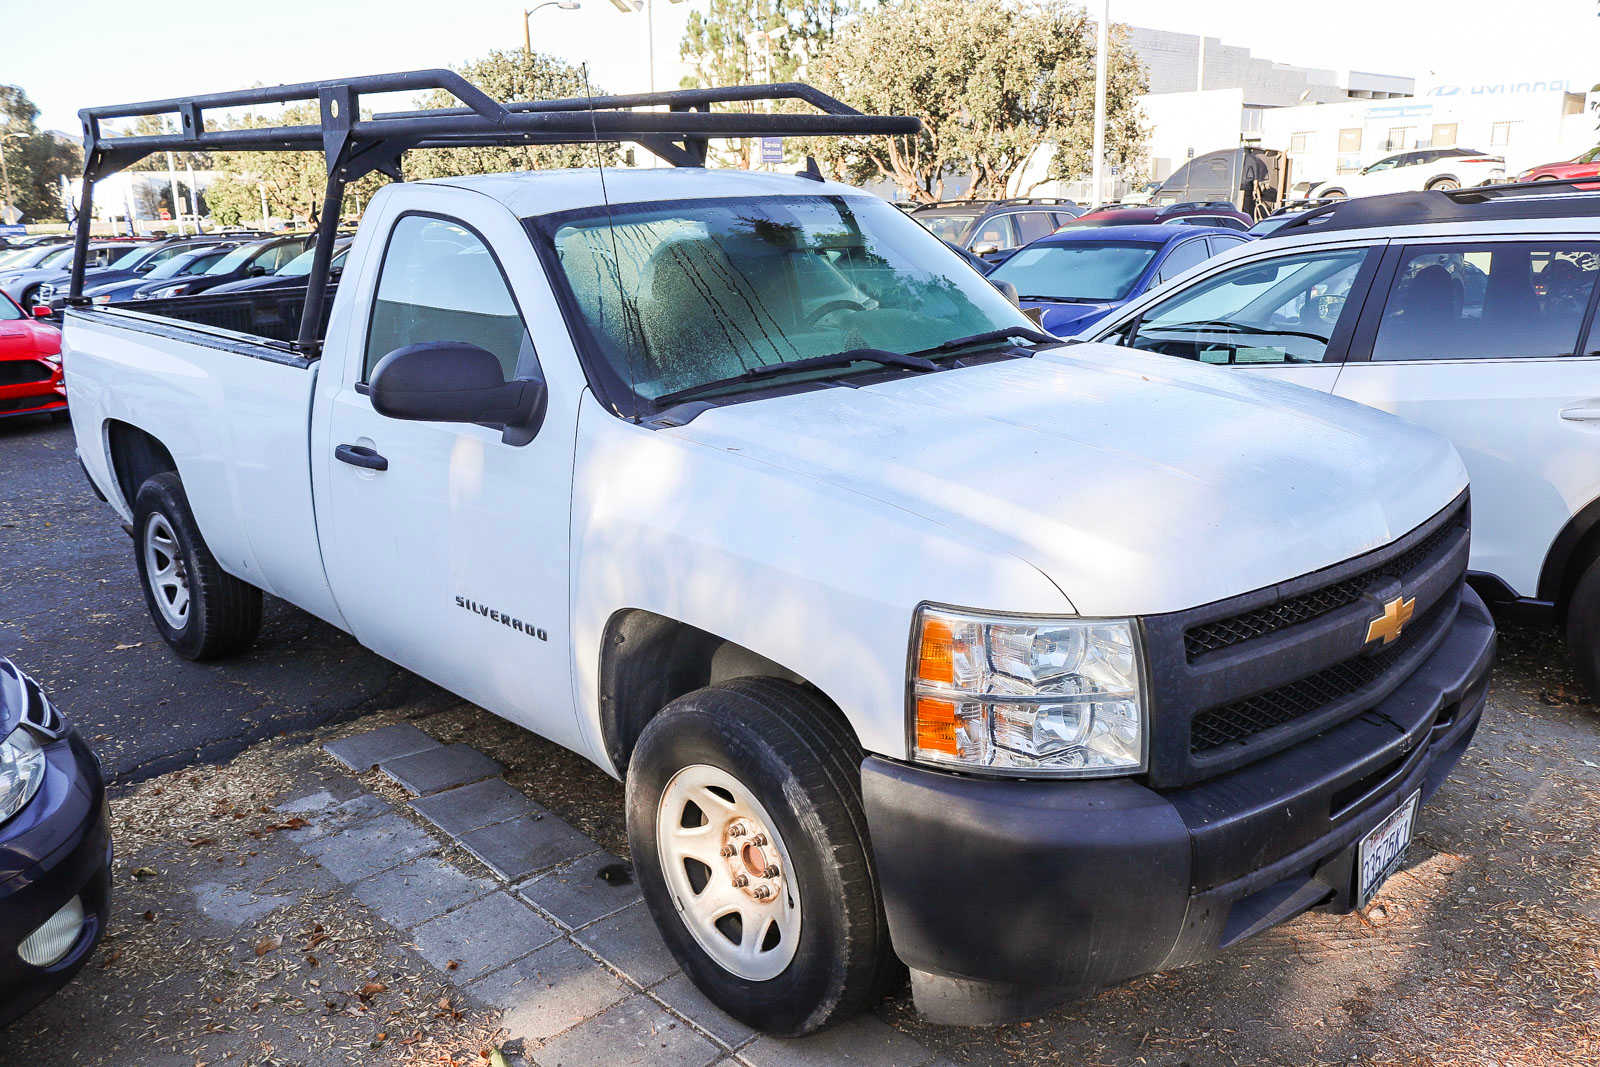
[987,224,1250,335]
[2,242,148,312]
[131,235,314,300]
[908,198,1082,266]
[36,236,233,312]
[65,70,1493,1036]
[1065,201,1254,231]
[0,659,111,1025]
[1518,147,1600,183]
[0,244,75,292]
[1148,147,1285,217]
[79,244,242,306]
[0,290,64,419]
[204,239,352,295]
[1308,148,1505,200]
[1083,185,1600,690]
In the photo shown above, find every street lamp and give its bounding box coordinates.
[609,0,685,95]
[524,1,581,55]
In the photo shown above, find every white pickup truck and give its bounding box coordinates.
[63,73,1495,1033]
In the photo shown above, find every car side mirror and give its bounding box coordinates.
[247,265,268,276]
[32,305,52,319]
[990,279,1021,306]
[971,242,1001,257]
[369,341,548,446]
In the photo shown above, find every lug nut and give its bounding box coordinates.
[732,874,749,888]
[763,864,780,878]
[720,844,736,857]
[728,824,746,837]
[753,886,772,900]
[751,833,768,846]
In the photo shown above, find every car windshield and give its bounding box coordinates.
[546,194,1036,404]
[0,295,20,321]
[109,245,154,269]
[146,248,220,280]
[206,241,274,275]
[39,246,73,269]
[989,241,1160,301]
[276,244,347,277]
[913,210,981,243]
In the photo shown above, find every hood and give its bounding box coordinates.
[0,318,59,355]
[1023,300,1118,337]
[668,343,1466,616]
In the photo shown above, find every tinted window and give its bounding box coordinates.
[0,295,19,321]
[252,240,306,273]
[1156,239,1211,283]
[1127,247,1370,364]
[1371,243,1599,361]
[1013,212,1056,244]
[989,242,1160,301]
[970,214,1018,251]
[1207,236,1247,255]
[364,216,529,382]
[912,211,980,243]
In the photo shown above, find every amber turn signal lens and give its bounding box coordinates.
[914,696,959,756]
[917,617,955,685]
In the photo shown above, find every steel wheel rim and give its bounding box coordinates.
[143,513,190,629]
[656,764,802,981]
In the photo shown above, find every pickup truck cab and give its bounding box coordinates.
[62,73,1494,1035]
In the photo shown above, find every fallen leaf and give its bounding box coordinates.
[131,866,158,880]
[111,642,143,651]
[255,935,283,957]
[357,982,387,999]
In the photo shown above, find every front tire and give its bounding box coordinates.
[626,678,891,1035]
[1426,177,1460,191]
[132,472,262,660]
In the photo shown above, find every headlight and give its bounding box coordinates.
[909,605,1145,777]
[91,294,111,304]
[0,728,45,824]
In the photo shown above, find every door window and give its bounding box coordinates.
[1371,243,1599,361]
[970,215,1018,251]
[1156,239,1211,284]
[1125,247,1371,364]
[363,215,531,382]
[1207,236,1248,255]
[252,240,306,274]
[1012,212,1056,245]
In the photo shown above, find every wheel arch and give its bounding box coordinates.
[104,419,178,515]
[1426,174,1462,190]
[1536,494,1600,618]
[597,608,859,777]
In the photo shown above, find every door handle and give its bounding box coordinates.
[1560,405,1600,423]
[335,443,388,471]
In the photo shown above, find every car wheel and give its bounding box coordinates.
[626,677,892,1036]
[1426,177,1460,191]
[18,286,40,312]
[132,472,263,660]
[1564,552,1600,699]
[1320,188,1347,200]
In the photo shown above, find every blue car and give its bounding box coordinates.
[78,243,242,307]
[0,660,110,1026]
[987,224,1253,336]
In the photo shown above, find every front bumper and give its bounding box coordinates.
[0,731,112,1027]
[862,588,1493,1001]
[0,359,67,419]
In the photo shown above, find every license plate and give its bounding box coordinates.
[1357,790,1419,908]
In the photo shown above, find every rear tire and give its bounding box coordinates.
[132,472,262,660]
[625,678,891,1036]
[1426,177,1460,191]
[1564,553,1600,699]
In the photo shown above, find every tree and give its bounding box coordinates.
[0,85,81,222]
[404,49,620,180]
[810,0,1146,201]
[677,0,855,166]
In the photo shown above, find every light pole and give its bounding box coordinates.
[1090,0,1108,208]
[524,1,581,55]
[610,0,685,95]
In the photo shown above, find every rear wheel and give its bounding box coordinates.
[1426,177,1460,191]
[626,678,891,1035]
[133,472,262,660]
[1564,552,1600,699]
[1320,188,1347,200]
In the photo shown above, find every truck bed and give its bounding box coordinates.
[109,283,339,348]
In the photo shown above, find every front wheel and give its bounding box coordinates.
[626,678,892,1035]
[1426,177,1460,191]
[133,472,263,660]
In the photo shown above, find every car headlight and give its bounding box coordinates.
[91,294,111,304]
[0,728,45,824]
[909,605,1145,777]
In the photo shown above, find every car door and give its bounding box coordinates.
[1333,237,1600,597]
[1099,240,1383,393]
[315,199,585,752]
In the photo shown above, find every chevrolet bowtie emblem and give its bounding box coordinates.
[1366,595,1416,646]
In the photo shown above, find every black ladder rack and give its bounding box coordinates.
[69,68,922,356]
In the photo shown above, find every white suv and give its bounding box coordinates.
[1310,148,1506,199]
[1085,186,1600,691]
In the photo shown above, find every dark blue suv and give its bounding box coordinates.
[0,660,110,1026]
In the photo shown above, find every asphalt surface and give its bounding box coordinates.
[0,414,441,786]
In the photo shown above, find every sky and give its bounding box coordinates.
[11,0,1598,135]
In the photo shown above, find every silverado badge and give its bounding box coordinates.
[1365,595,1416,646]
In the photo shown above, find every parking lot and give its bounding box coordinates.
[1,410,1596,1065]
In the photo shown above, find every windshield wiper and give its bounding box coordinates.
[1152,320,1330,344]
[907,327,1061,358]
[651,348,937,408]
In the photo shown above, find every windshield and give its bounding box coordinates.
[39,246,73,269]
[547,194,1034,404]
[0,294,19,321]
[146,247,218,280]
[205,242,266,275]
[277,244,348,277]
[913,210,980,243]
[990,242,1159,302]
[109,245,153,270]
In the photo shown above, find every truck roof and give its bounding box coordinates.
[425,167,864,217]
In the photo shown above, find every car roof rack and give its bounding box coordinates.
[1273,178,1600,236]
[67,67,922,356]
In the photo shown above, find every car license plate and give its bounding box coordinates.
[1357,790,1419,908]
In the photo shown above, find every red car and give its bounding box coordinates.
[0,291,65,420]
[1518,146,1600,183]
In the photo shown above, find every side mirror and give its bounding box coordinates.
[971,242,1001,257]
[369,341,548,446]
[32,305,52,319]
[990,279,1021,306]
